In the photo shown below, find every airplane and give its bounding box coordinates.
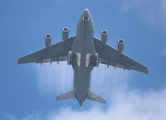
[17,8,149,106]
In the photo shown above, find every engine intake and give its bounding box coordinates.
[44,34,52,48]
[101,30,109,45]
[62,27,70,42]
[117,39,125,53]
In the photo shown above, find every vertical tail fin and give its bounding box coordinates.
[87,90,106,104]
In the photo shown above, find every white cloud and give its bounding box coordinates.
[2,88,166,120]
[37,88,165,120]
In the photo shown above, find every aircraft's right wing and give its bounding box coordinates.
[94,37,149,74]
[18,36,75,64]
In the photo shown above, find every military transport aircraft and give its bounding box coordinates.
[18,9,149,106]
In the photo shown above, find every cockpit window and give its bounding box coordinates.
[82,17,89,23]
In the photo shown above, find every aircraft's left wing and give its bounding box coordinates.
[18,36,75,64]
[94,37,149,74]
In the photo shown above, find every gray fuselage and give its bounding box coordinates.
[72,9,95,105]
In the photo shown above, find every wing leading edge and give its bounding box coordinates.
[94,37,149,74]
[18,36,75,64]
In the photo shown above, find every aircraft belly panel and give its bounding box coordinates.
[71,10,96,105]
[73,69,91,103]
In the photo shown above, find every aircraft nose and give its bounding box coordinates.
[82,9,91,23]
[83,8,90,17]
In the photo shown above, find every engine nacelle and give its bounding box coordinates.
[101,30,109,45]
[117,39,125,53]
[62,27,70,42]
[44,34,52,48]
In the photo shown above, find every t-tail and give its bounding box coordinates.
[56,90,106,106]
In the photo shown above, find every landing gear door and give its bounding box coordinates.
[86,53,92,67]
[75,52,81,67]
[95,53,99,67]
[67,51,72,65]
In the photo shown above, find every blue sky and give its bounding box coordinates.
[0,0,166,119]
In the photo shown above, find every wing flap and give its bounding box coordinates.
[35,55,68,63]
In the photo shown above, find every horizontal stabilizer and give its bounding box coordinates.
[56,90,75,100]
[87,90,106,104]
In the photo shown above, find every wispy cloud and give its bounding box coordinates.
[36,62,73,96]
[2,88,166,120]
[0,112,16,120]
[91,64,130,97]
[120,0,166,27]
[161,47,166,56]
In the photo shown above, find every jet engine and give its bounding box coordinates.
[101,30,109,45]
[44,34,52,48]
[117,39,125,54]
[62,27,70,42]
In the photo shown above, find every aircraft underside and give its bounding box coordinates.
[17,8,148,106]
